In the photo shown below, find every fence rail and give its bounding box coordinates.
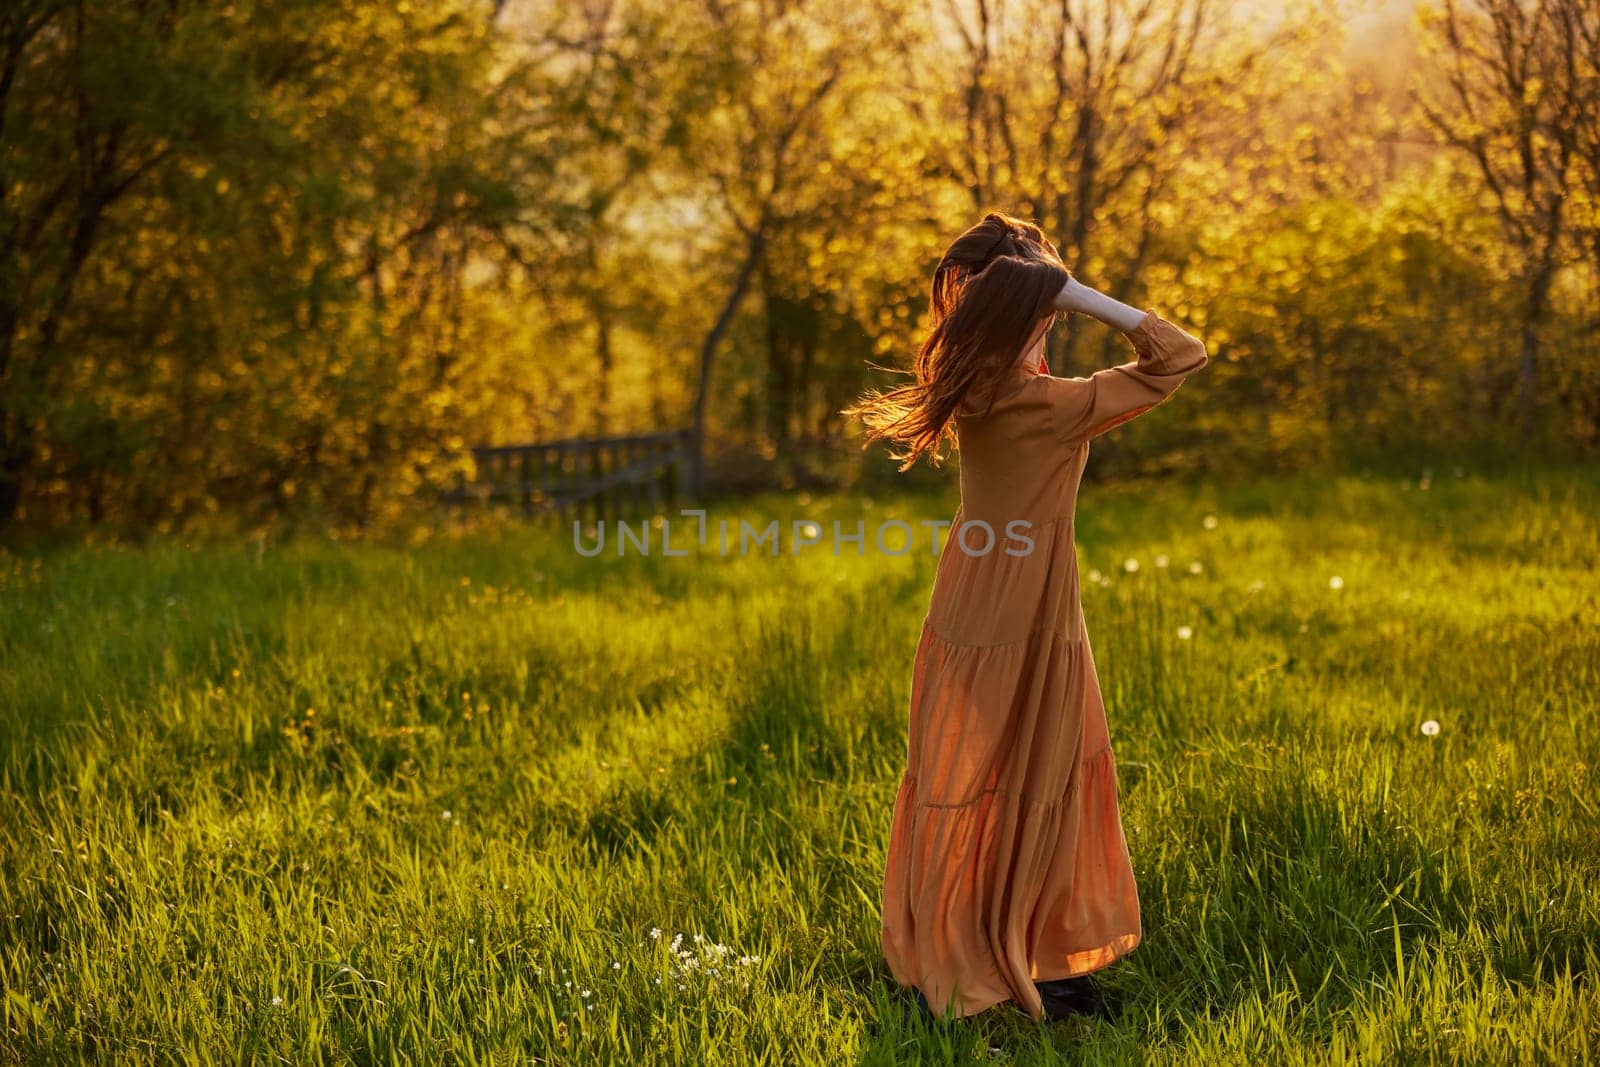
[445,429,691,522]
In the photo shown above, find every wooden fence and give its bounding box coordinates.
[445,430,692,522]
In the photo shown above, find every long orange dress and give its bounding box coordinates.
[881,307,1210,1021]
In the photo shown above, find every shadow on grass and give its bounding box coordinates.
[853,737,1593,1060]
[579,601,859,858]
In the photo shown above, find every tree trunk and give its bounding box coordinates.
[1517,265,1554,444]
[761,260,793,454]
[595,309,614,437]
[689,224,767,497]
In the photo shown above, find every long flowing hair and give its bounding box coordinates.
[843,211,1073,471]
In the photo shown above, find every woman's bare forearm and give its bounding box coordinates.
[1052,278,1147,334]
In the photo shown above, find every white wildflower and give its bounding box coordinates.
[1202,514,1219,529]
[1421,720,1440,737]
[1176,626,1193,640]
[1329,575,1344,590]
[1123,558,1139,573]
[1154,554,1169,568]
[1189,560,1203,575]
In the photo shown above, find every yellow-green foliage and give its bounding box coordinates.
[3,1,1597,536]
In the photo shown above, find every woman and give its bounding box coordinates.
[844,211,1209,1023]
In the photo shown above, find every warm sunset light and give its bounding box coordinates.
[2,0,1596,1061]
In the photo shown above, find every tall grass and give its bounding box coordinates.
[2,465,1597,1063]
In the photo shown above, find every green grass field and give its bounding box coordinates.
[3,466,1598,1064]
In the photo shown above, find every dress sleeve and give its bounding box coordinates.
[1042,307,1209,445]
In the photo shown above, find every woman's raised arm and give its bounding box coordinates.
[1052,278,1146,333]
[1042,282,1210,445]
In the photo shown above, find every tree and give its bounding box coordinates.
[1413,0,1587,441]
[665,0,857,496]
[0,0,561,530]
[892,0,1314,375]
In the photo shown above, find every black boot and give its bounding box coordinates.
[1035,973,1114,1022]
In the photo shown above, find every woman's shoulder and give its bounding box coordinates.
[955,367,1051,420]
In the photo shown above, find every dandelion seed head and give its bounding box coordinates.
[1154,554,1169,568]
[1123,558,1140,573]
[1329,575,1344,590]
[1421,720,1441,737]
[1189,560,1203,575]
[1202,514,1219,529]
[1176,625,1193,640]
